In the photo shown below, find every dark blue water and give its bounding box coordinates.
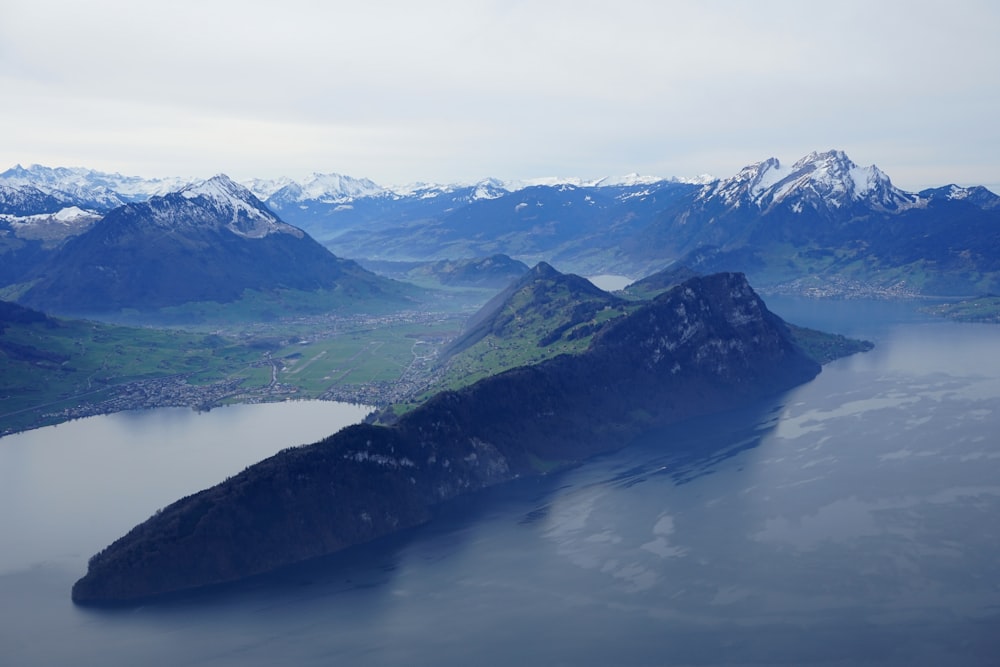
[2,303,999,666]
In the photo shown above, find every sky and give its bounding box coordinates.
[1,0,999,192]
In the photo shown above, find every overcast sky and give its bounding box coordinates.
[2,0,998,191]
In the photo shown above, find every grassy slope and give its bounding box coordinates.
[0,318,259,433]
[389,272,641,415]
[0,307,465,435]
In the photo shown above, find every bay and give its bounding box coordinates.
[0,400,372,575]
[2,302,999,666]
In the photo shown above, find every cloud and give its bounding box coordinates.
[1,0,998,189]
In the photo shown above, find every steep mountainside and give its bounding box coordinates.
[72,272,825,604]
[622,264,702,300]
[16,175,405,315]
[444,262,626,359]
[0,177,108,286]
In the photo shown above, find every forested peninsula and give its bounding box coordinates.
[73,273,848,604]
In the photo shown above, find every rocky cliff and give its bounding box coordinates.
[72,272,822,604]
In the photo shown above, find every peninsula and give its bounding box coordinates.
[73,273,848,604]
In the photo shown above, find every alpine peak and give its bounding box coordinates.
[703,149,917,213]
[176,174,300,239]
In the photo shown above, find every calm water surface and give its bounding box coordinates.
[2,302,999,666]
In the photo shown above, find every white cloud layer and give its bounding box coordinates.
[1,0,998,191]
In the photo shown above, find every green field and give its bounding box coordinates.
[0,318,258,432]
[0,308,465,436]
[263,318,460,393]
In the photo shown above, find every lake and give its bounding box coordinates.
[2,301,999,666]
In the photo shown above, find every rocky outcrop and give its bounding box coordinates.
[72,272,821,604]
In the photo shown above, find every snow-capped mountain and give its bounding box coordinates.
[248,172,695,210]
[381,178,511,201]
[700,150,917,213]
[0,164,192,211]
[179,175,303,239]
[918,184,1000,210]
[5,152,999,300]
[246,172,384,204]
[2,206,101,233]
[15,173,400,315]
[507,173,710,190]
[0,182,68,216]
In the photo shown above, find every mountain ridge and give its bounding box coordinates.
[15,174,406,316]
[71,271,828,605]
[4,151,999,298]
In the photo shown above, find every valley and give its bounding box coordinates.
[7,150,982,436]
[0,305,463,436]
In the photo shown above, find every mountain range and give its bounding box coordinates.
[7,174,407,317]
[3,150,999,308]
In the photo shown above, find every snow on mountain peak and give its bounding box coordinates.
[706,150,916,212]
[245,172,384,204]
[302,172,383,201]
[182,173,245,198]
[471,178,509,200]
[0,164,191,205]
[179,174,299,239]
[53,206,90,222]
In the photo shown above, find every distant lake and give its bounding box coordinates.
[2,302,999,666]
[587,274,633,291]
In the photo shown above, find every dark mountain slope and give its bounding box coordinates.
[17,176,403,315]
[622,264,702,300]
[73,272,823,604]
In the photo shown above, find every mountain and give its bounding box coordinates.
[270,151,998,296]
[401,254,530,289]
[323,180,698,270]
[629,150,918,255]
[0,298,52,332]
[0,183,70,217]
[708,149,916,214]
[0,166,193,288]
[0,184,104,286]
[72,272,830,604]
[247,172,384,207]
[386,262,636,408]
[254,177,523,246]
[627,150,1000,295]
[918,184,1000,210]
[15,175,406,316]
[621,264,702,300]
[6,153,999,297]
[0,164,191,211]
[444,262,624,359]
